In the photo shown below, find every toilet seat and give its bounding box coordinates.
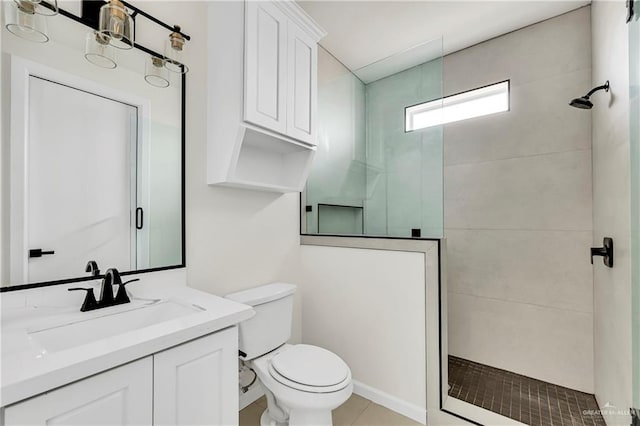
[268,344,351,393]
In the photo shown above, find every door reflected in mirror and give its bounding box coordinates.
[2,5,184,287]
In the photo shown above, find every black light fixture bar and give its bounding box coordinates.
[47,1,191,62]
[118,0,191,41]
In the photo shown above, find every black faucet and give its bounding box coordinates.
[69,267,140,312]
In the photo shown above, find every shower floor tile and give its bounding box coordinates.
[448,356,606,426]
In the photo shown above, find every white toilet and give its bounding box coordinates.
[226,283,353,426]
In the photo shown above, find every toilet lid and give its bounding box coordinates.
[271,344,350,387]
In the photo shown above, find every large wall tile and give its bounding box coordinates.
[447,292,594,393]
[444,6,591,95]
[445,150,593,231]
[444,69,592,166]
[446,229,593,313]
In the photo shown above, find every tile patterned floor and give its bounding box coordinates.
[239,394,422,426]
[448,356,606,426]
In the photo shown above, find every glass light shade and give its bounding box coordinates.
[13,0,58,16]
[145,56,170,88]
[4,1,49,43]
[164,30,189,74]
[98,0,134,50]
[84,32,117,69]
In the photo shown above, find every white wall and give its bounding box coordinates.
[444,7,595,392]
[150,2,305,341]
[287,239,432,420]
[591,1,633,424]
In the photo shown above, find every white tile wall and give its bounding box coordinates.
[445,150,593,231]
[446,229,593,312]
[444,6,595,391]
[444,70,592,166]
[444,8,591,95]
[448,292,594,393]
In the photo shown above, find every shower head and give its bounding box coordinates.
[569,96,594,109]
[569,81,610,109]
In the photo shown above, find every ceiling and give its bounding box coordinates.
[299,1,591,72]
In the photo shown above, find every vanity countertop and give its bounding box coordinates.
[0,280,254,407]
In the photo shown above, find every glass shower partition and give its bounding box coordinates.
[630,5,640,414]
[304,38,444,238]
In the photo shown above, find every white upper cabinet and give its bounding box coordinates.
[244,2,288,134]
[207,1,326,192]
[286,23,316,144]
[244,1,319,145]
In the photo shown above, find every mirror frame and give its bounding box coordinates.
[0,4,187,293]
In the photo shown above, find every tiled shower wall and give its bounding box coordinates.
[444,6,595,392]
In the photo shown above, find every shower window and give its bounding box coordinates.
[405,80,509,131]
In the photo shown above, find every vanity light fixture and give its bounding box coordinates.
[164,25,189,74]
[13,0,58,16]
[144,56,170,88]
[98,0,134,50]
[84,31,117,69]
[4,0,57,43]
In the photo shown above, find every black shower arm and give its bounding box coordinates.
[585,81,610,98]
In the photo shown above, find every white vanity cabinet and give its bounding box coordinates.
[154,328,238,425]
[207,0,326,192]
[3,327,238,426]
[4,358,153,425]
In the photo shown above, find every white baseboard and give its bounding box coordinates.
[352,380,427,425]
[239,377,426,424]
[239,383,265,410]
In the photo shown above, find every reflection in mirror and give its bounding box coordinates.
[1,3,184,287]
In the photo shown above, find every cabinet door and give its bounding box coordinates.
[153,327,238,426]
[244,1,288,134]
[286,24,317,145]
[4,358,152,425]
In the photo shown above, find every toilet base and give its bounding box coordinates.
[259,408,333,426]
[260,409,286,426]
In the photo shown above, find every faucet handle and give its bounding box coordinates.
[85,260,100,277]
[114,279,140,304]
[68,287,98,312]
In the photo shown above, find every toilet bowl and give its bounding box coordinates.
[226,283,353,426]
[250,344,353,426]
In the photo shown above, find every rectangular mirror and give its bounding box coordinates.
[1,1,185,288]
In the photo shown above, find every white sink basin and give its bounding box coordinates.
[28,300,202,353]
[1,281,255,408]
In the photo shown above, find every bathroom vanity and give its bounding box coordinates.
[0,277,254,425]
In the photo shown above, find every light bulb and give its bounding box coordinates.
[98,0,134,50]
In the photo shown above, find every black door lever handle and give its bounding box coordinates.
[29,248,55,258]
[591,237,613,267]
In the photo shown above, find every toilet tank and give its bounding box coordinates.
[225,283,296,360]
